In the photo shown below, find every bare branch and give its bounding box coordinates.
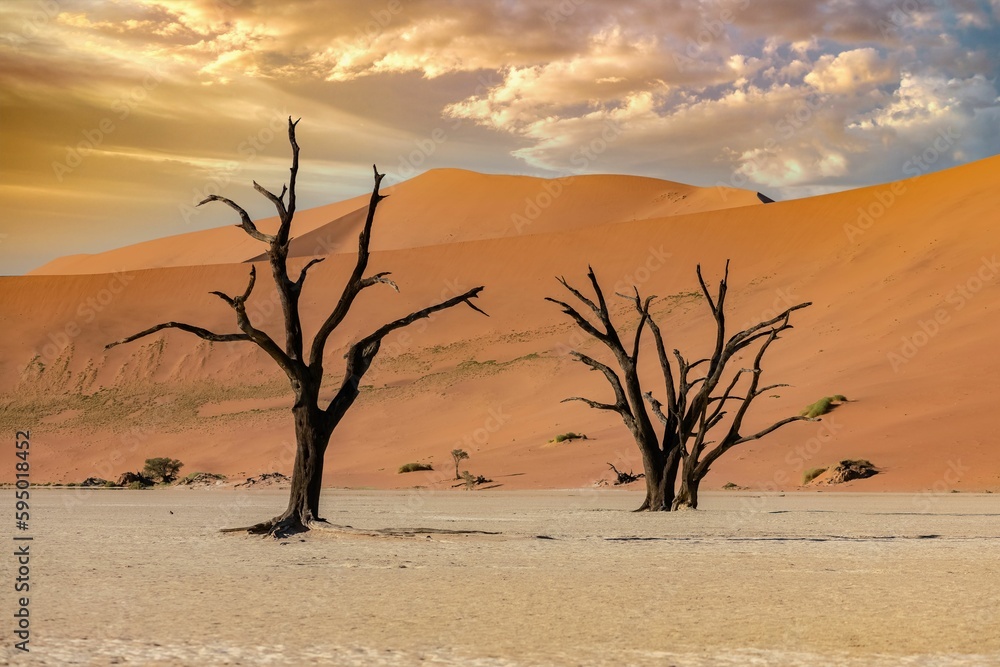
[544,296,607,343]
[733,415,810,446]
[562,396,620,412]
[327,286,487,415]
[106,322,250,350]
[294,257,325,289]
[240,265,257,301]
[198,195,275,244]
[286,117,300,224]
[643,391,670,426]
[359,271,399,293]
[727,302,811,351]
[309,165,388,368]
[253,180,288,221]
[555,275,602,319]
[209,290,235,307]
[754,383,790,397]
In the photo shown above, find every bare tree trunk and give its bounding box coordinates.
[673,456,701,510]
[636,447,666,511]
[239,403,329,535]
[662,444,681,508]
[672,477,699,510]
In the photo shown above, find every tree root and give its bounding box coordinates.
[220,513,313,538]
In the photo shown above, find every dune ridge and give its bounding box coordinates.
[30,169,761,276]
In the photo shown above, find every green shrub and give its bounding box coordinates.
[551,432,587,443]
[103,481,118,488]
[398,462,433,473]
[803,467,828,484]
[800,395,848,418]
[126,481,144,490]
[143,457,183,483]
[183,472,226,482]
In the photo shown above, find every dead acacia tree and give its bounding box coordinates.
[547,262,811,511]
[106,118,486,536]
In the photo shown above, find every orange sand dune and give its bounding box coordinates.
[4,156,1000,495]
[30,169,761,275]
[28,193,371,276]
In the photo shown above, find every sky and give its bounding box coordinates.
[1,0,999,275]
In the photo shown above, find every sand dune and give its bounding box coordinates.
[3,156,1000,493]
[30,169,761,275]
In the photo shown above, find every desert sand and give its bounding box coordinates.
[2,489,997,666]
[2,157,1000,493]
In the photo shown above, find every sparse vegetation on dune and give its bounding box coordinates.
[803,467,828,484]
[550,432,587,443]
[804,459,878,485]
[398,462,434,474]
[801,395,848,418]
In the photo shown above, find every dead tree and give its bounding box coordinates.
[608,463,644,485]
[106,118,486,536]
[548,262,810,510]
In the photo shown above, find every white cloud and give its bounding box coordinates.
[804,48,896,94]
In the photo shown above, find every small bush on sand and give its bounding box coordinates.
[451,449,469,480]
[398,462,433,473]
[460,471,492,490]
[126,481,145,490]
[800,395,848,418]
[803,467,828,484]
[550,432,587,443]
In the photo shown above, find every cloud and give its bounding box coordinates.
[1,0,1000,273]
[804,48,897,93]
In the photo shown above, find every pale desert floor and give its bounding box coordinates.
[3,489,999,666]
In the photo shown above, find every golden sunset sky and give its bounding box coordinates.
[1,0,999,274]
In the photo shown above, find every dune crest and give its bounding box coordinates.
[30,169,761,275]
